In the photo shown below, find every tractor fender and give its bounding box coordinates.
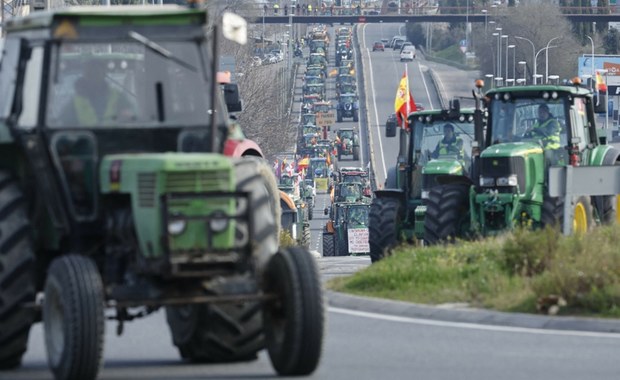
[223,138,264,158]
[373,189,405,203]
[601,147,620,165]
[436,174,475,187]
[326,220,335,233]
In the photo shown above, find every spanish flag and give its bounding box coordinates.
[394,71,417,130]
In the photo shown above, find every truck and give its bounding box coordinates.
[0,6,323,379]
[424,79,620,243]
[369,104,478,262]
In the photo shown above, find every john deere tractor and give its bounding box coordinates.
[0,7,323,380]
[323,201,371,257]
[424,79,620,243]
[369,103,479,262]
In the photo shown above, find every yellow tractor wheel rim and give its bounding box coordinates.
[573,202,588,234]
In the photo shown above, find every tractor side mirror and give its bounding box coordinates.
[385,115,397,138]
[223,83,243,113]
[324,207,329,215]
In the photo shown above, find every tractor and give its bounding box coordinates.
[279,191,311,249]
[323,200,371,257]
[335,127,360,160]
[424,79,620,243]
[336,93,360,122]
[0,6,323,380]
[369,103,479,262]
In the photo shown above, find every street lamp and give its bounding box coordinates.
[507,44,515,81]
[485,73,494,88]
[492,32,500,78]
[515,36,535,84]
[465,0,469,51]
[495,28,502,80]
[586,35,595,89]
[545,36,562,83]
[482,9,488,34]
[518,61,527,83]
[500,34,508,83]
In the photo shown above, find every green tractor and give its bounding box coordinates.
[322,201,371,257]
[424,79,620,243]
[369,104,479,262]
[0,7,323,380]
[279,191,311,249]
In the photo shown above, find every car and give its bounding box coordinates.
[372,41,385,51]
[381,38,389,44]
[399,41,413,53]
[250,56,262,67]
[270,49,284,61]
[393,39,405,50]
[400,46,415,61]
[264,53,278,64]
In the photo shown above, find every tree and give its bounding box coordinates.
[475,3,581,83]
[603,28,619,55]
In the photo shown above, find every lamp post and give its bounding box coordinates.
[465,0,469,51]
[518,61,526,83]
[495,28,502,80]
[492,32,500,79]
[485,73,494,89]
[501,34,508,83]
[545,36,561,83]
[586,35,595,90]
[508,44,515,81]
[515,36,535,84]
[482,9,488,34]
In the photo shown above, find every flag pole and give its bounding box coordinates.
[405,64,410,127]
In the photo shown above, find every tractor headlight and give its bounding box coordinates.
[479,177,495,187]
[209,211,229,233]
[168,217,187,236]
[496,175,518,187]
[421,190,429,199]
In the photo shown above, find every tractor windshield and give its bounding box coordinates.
[414,118,475,167]
[489,98,567,146]
[46,40,214,128]
[347,205,369,226]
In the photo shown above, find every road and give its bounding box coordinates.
[4,24,620,380]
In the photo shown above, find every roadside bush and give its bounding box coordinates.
[279,230,296,248]
[500,227,560,276]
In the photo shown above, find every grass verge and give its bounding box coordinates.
[328,225,620,318]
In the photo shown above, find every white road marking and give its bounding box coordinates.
[329,307,620,339]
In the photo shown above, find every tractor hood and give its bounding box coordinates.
[480,142,543,159]
[100,153,234,194]
[422,159,465,176]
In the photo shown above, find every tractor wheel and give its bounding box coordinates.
[165,299,264,363]
[302,224,311,249]
[542,195,593,233]
[335,234,349,256]
[353,109,359,122]
[44,255,104,380]
[167,157,279,363]
[263,247,324,376]
[369,197,401,263]
[322,233,335,257]
[352,146,360,161]
[337,110,343,123]
[338,149,342,161]
[308,206,313,221]
[424,184,470,245]
[0,174,36,370]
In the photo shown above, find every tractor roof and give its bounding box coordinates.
[486,84,591,98]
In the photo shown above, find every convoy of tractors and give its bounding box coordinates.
[1,4,618,380]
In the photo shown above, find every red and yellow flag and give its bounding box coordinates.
[394,71,417,129]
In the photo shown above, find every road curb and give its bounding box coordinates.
[326,290,620,333]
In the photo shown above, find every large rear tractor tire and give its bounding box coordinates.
[352,146,360,161]
[302,224,311,249]
[263,247,324,376]
[369,197,401,263]
[0,174,36,370]
[166,157,279,363]
[337,110,343,123]
[44,255,105,380]
[424,184,470,245]
[322,233,335,257]
[353,109,359,122]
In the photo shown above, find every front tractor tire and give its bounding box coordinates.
[424,184,470,245]
[263,247,324,376]
[0,174,36,370]
[322,232,335,257]
[353,109,359,122]
[542,194,593,234]
[337,110,343,123]
[43,255,105,380]
[166,157,279,363]
[369,197,402,263]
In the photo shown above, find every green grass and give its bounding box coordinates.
[328,226,620,318]
[433,44,465,64]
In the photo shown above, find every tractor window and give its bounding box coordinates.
[570,97,588,151]
[17,46,43,128]
[415,119,475,170]
[45,40,214,128]
[0,38,22,121]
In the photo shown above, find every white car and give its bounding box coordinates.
[250,56,262,67]
[264,54,278,64]
[400,46,415,61]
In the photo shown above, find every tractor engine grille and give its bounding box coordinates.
[165,170,231,193]
[480,157,526,193]
[138,173,157,208]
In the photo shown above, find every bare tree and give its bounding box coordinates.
[475,3,582,83]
